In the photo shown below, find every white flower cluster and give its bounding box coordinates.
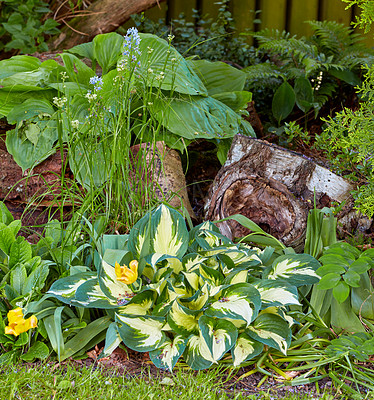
[312,71,323,91]
[53,96,67,108]
[71,120,80,129]
[85,91,97,102]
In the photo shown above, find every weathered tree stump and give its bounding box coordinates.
[205,135,370,249]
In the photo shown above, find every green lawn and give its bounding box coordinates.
[0,363,359,400]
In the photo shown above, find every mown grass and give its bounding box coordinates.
[0,363,357,400]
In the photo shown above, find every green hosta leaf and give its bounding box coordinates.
[47,272,96,305]
[333,281,350,303]
[272,81,295,123]
[0,56,40,80]
[93,32,124,74]
[67,42,95,62]
[99,322,122,359]
[212,91,252,112]
[231,332,264,367]
[199,316,237,362]
[205,283,261,326]
[150,94,241,141]
[199,264,225,287]
[150,204,189,257]
[6,98,54,124]
[266,254,320,286]
[246,313,291,355]
[9,236,32,269]
[184,334,214,370]
[179,285,209,311]
[60,53,94,85]
[254,280,300,308]
[149,335,187,371]
[318,273,342,290]
[189,60,247,95]
[115,313,166,352]
[168,300,201,336]
[139,33,207,96]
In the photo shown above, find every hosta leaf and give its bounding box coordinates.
[231,332,264,367]
[0,56,40,80]
[47,272,96,305]
[98,322,122,359]
[205,283,261,326]
[266,254,320,286]
[149,335,187,371]
[212,91,252,112]
[150,204,189,257]
[184,334,214,370]
[98,259,132,302]
[246,313,291,355]
[189,60,246,95]
[139,34,207,96]
[118,289,157,315]
[93,32,124,74]
[75,278,118,308]
[182,253,208,272]
[115,313,166,352]
[254,280,300,308]
[149,95,242,141]
[199,316,238,362]
[6,98,54,124]
[199,264,225,286]
[168,300,201,336]
[179,285,209,311]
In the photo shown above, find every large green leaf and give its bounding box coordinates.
[149,335,187,371]
[199,315,237,362]
[0,56,40,79]
[115,313,166,352]
[265,254,320,287]
[10,264,27,295]
[99,322,122,359]
[6,118,58,172]
[272,81,295,123]
[9,236,32,268]
[294,76,314,113]
[22,262,49,295]
[67,42,95,62]
[246,313,292,355]
[231,332,264,367]
[150,94,242,141]
[189,60,247,95]
[6,98,54,124]
[60,53,94,85]
[118,289,157,315]
[0,223,16,255]
[75,278,119,308]
[212,91,252,112]
[139,34,207,96]
[205,283,261,326]
[93,32,124,74]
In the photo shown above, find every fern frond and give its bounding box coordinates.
[243,62,282,82]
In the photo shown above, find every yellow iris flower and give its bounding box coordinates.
[115,260,138,284]
[5,307,38,336]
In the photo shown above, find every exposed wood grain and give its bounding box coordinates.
[51,0,167,50]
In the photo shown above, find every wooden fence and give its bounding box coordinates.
[143,0,373,47]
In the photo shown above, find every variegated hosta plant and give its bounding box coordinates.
[47,204,321,371]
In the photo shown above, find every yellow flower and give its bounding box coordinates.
[4,307,38,337]
[115,260,138,284]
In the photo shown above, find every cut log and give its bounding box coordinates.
[50,0,166,50]
[205,135,371,249]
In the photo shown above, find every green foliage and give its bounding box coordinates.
[0,0,59,54]
[47,204,321,370]
[245,20,374,124]
[326,332,374,361]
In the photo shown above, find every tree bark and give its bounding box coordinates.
[51,0,166,50]
[205,135,370,249]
